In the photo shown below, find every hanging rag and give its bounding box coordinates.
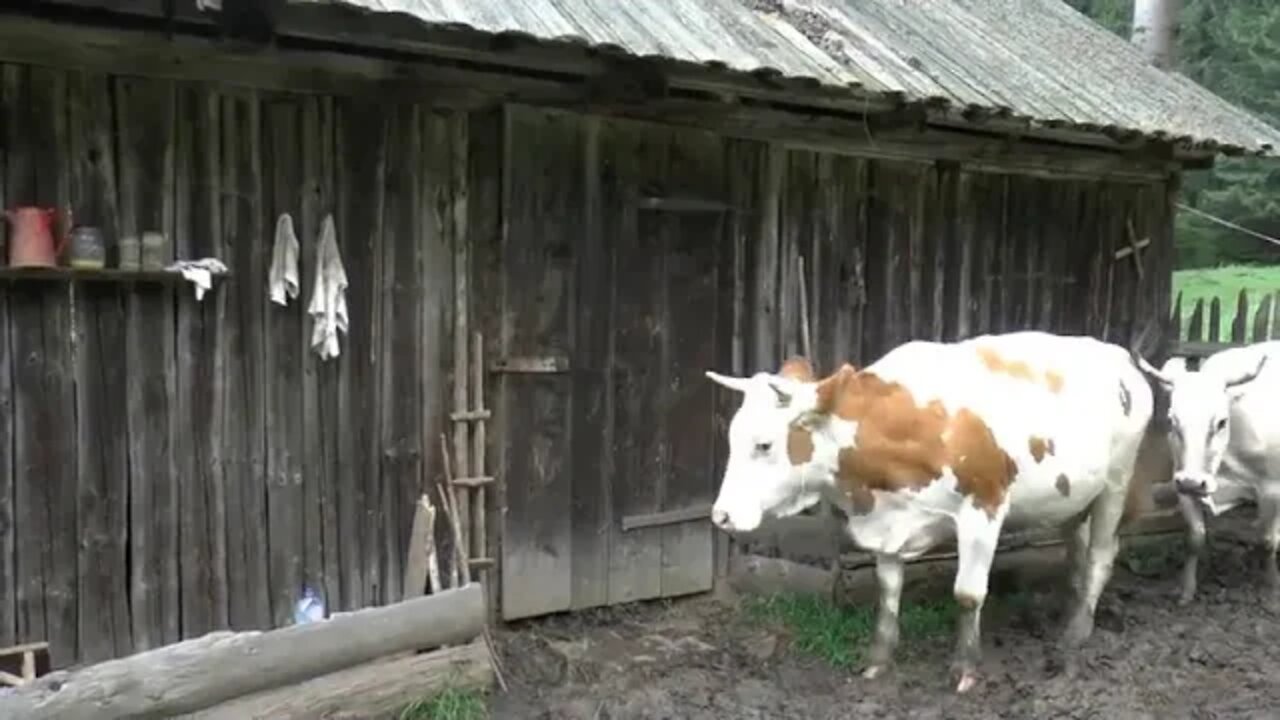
[307,213,349,360]
[268,212,300,306]
[166,258,229,302]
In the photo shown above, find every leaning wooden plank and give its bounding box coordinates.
[0,584,485,720]
[189,639,492,720]
[402,494,436,599]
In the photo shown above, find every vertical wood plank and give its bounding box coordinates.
[378,102,427,604]
[263,97,305,623]
[173,82,228,637]
[932,163,958,341]
[67,70,131,662]
[499,106,579,619]
[1231,290,1248,343]
[116,75,179,648]
[423,111,457,584]
[751,145,783,371]
[0,63,13,649]
[300,95,339,608]
[464,108,504,610]
[1170,291,1183,343]
[1187,299,1204,343]
[24,65,79,665]
[1252,293,1272,343]
[2,64,51,658]
[218,90,270,629]
[780,150,814,358]
[1208,297,1221,343]
[950,169,973,341]
[337,97,387,608]
[659,127,722,597]
[823,155,868,367]
[605,119,665,605]
[570,117,612,610]
[1272,293,1280,340]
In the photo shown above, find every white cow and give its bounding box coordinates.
[706,331,1161,693]
[1132,341,1276,602]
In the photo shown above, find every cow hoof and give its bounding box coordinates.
[955,672,979,694]
[861,664,887,680]
[1176,589,1195,607]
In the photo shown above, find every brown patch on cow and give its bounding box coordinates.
[1028,436,1056,463]
[1055,473,1071,497]
[787,427,814,466]
[779,357,816,381]
[812,367,1017,517]
[976,346,1064,394]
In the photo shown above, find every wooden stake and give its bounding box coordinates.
[438,434,470,588]
[401,495,439,598]
[471,331,488,587]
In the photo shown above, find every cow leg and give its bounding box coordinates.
[1062,514,1090,607]
[861,553,903,680]
[1062,482,1126,650]
[1257,490,1280,591]
[1176,493,1208,605]
[951,502,1003,694]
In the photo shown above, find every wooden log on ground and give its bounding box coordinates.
[725,511,1187,603]
[190,638,493,720]
[728,553,836,598]
[0,584,485,720]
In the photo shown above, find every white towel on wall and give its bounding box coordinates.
[268,212,300,306]
[307,213,349,360]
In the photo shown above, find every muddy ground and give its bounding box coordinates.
[488,516,1280,720]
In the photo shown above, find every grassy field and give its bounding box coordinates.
[1172,264,1280,339]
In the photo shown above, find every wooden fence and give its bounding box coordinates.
[1171,288,1280,361]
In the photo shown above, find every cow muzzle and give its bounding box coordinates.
[1174,473,1212,497]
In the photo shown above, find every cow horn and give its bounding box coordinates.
[766,378,793,407]
[704,370,754,393]
[1129,348,1175,388]
[1225,354,1268,389]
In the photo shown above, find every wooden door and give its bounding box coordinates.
[496,108,729,620]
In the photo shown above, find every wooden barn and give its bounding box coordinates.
[0,0,1277,670]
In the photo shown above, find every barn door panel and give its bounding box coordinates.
[497,107,584,621]
[608,123,725,604]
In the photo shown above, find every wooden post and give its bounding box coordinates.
[471,331,491,586]
[451,115,472,583]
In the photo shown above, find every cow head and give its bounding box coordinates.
[1136,351,1268,501]
[704,359,828,533]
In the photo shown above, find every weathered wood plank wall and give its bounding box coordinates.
[0,62,461,668]
[483,106,1177,607]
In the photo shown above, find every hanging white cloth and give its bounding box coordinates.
[166,257,229,302]
[307,213,349,360]
[268,212,300,306]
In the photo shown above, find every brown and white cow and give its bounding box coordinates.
[706,331,1158,693]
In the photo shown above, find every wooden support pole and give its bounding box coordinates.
[189,639,493,720]
[0,584,486,720]
[471,331,489,588]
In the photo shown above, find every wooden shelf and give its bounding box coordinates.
[0,266,228,284]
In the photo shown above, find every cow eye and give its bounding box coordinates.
[1215,417,1228,432]
[754,441,773,455]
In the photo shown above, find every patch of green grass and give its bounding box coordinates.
[398,687,488,720]
[744,592,957,669]
[1172,264,1280,339]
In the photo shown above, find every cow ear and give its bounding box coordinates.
[1226,354,1268,398]
[705,370,754,394]
[765,378,793,408]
